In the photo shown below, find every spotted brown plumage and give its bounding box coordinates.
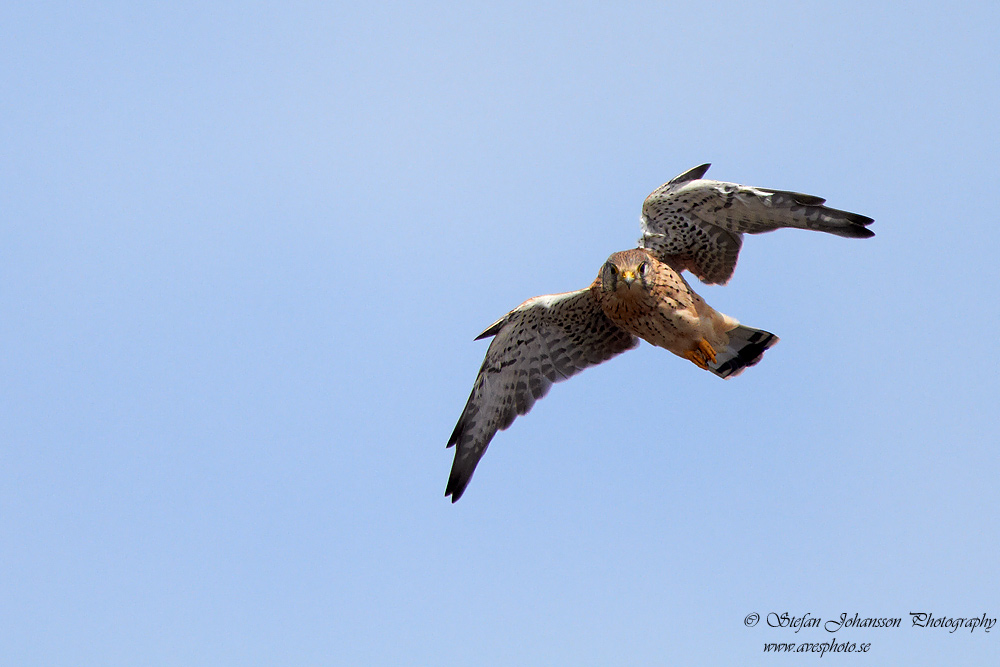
[446,290,638,501]
[446,164,872,502]
[591,248,777,376]
[640,164,874,285]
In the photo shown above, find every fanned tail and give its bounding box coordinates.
[709,325,779,379]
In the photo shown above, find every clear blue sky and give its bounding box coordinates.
[3,2,998,665]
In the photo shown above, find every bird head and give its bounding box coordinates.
[599,249,653,295]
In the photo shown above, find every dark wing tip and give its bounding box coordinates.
[445,417,478,502]
[832,207,874,226]
[475,313,510,340]
[475,324,502,340]
[667,163,711,185]
[445,464,472,502]
[836,212,875,238]
[446,419,462,449]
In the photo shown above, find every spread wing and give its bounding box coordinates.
[639,164,874,285]
[446,289,638,502]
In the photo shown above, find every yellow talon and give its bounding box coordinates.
[697,338,717,365]
[683,349,707,369]
[683,338,717,370]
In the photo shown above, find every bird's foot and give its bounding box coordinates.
[683,338,717,370]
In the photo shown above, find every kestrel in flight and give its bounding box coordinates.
[446,164,873,501]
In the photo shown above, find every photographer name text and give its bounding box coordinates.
[758,612,995,634]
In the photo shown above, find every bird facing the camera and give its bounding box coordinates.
[444,164,872,501]
[590,248,776,373]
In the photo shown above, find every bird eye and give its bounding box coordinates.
[638,261,648,274]
[607,263,618,276]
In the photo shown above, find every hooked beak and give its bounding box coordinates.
[621,270,635,285]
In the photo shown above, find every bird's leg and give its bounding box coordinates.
[682,338,717,370]
[698,338,718,365]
